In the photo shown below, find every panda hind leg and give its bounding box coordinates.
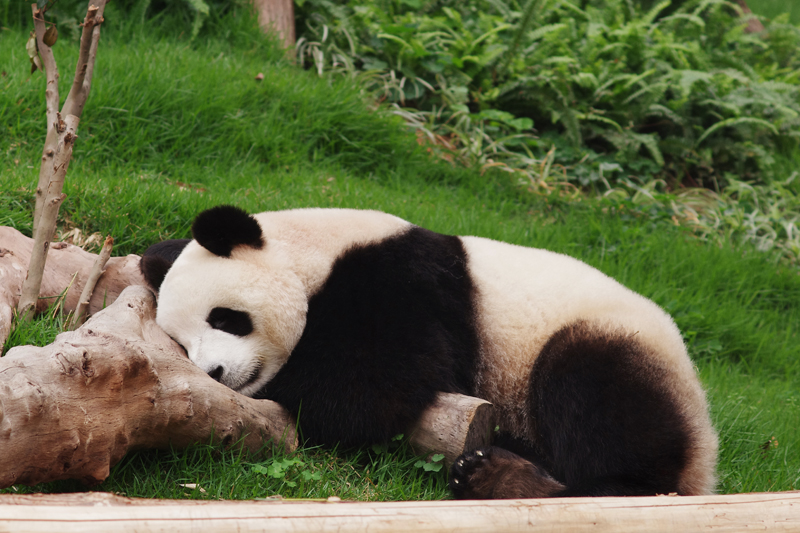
[451,320,698,500]
[449,446,566,499]
[527,321,693,497]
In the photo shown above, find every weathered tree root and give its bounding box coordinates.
[0,285,297,488]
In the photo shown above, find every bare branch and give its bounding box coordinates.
[62,2,107,118]
[31,3,61,236]
[21,0,106,324]
[17,115,80,322]
[67,235,114,330]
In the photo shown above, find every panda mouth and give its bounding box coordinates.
[234,363,263,393]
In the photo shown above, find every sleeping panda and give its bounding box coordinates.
[140,205,718,499]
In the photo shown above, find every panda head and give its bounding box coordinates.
[140,205,308,396]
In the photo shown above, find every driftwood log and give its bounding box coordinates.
[0,285,298,488]
[1,491,800,532]
[0,226,494,488]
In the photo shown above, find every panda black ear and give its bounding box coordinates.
[192,205,264,258]
[139,238,192,290]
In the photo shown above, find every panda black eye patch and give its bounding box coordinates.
[207,307,254,337]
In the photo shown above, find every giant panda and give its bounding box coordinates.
[140,204,718,499]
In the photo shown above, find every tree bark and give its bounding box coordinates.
[736,0,765,33]
[30,4,62,239]
[252,0,295,52]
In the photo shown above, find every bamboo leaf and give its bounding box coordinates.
[577,113,623,133]
[643,0,671,25]
[697,117,779,146]
[659,13,705,28]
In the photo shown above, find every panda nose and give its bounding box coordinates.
[208,366,224,382]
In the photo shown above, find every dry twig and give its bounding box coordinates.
[66,235,114,329]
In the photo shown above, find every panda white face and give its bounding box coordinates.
[156,239,308,397]
[142,205,415,398]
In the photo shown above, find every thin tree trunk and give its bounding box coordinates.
[252,0,295,52]
[19,1,107,322]
[736,0,765,33]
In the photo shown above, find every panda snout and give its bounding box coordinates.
[207,365,224,383]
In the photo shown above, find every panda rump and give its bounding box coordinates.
[140,205,718,500]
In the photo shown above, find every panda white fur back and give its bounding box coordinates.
[141,205,717,499]
[463,236,717,495]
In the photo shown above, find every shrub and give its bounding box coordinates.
[295,0,800,189]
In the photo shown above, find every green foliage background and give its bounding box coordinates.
[295,0,799,185]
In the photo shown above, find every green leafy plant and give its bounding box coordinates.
[414,453,445,472]
[251,457,323,488]
[295,0,800,189]
[600,169,800,265]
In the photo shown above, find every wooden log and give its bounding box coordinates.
[0,491,799,532]
[408,392,494,467]
[0,285,297,488]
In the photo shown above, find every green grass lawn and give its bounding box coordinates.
[1,10,799,499]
